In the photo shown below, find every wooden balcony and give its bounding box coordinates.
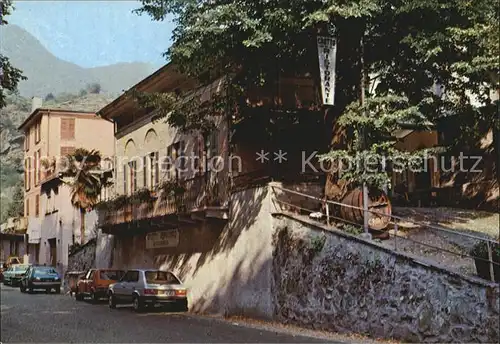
[99,174,229,232]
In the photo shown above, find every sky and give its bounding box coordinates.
[8,0,175,68]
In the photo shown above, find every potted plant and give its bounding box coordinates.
[470,240,500,282]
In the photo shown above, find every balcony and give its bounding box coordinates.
[98,174,229,232]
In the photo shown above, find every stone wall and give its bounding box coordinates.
[272,215,499,343]
[64,238,96,291]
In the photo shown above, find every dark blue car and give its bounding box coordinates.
[20,265,61,294]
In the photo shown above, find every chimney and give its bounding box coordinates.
[31,97,43,112]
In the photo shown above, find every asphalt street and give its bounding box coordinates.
[0,284,335,343]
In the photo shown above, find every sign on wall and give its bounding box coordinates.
[317,35,337,106]
[146,229,179,249]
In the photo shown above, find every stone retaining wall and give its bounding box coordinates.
[272,214,499,343]
[64,239,96,291]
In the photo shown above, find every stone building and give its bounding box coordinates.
[95,63,325,315]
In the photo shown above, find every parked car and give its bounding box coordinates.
[0,261,5,282]
[75,268,125,302]
[108,269,188,312]
[20,265,61,293]
[2,264,30,286]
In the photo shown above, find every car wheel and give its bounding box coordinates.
[20,285,26,293]
[91,290,99,303]
[132,295,144,312]
[75,292,84,301]
[108,294,116,309]
[55,286,61,294]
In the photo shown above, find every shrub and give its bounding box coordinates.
[86,83,101,94]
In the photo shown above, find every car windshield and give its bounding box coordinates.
[35,267,58,274]
[145,271,180,285]
[13,265,29,272]
[100,270,125,280]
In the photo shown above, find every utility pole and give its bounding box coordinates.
[360,28,371,237]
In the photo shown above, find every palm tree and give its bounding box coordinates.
[61,148,110,244]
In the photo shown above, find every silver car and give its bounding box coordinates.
[107,269,188,312]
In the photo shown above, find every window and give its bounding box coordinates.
[35,194,40,217]
[128,160,137,194]
[122,270,139,282]
[143,156,148,189]
[35,120,41,143]
[45,192,51,214]
[25,198,30,217]
[205,131,219,172]
[145,271,180,285]
[86,270,95,280]
[60,118,75,140]
[149,152,159,188]
[60,146,75,156]
[100,270,125,281]
[24,129,30,151]
[166,142,184,180]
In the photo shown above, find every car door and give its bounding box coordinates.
[78,270,89,294]
[22,267,32,287]
[112,271,130,300]
[85,270,96,294]
[122,270,139,302]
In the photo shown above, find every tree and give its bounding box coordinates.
[61,148,110,244]
[44,93,55,102]
[86,83,101,94]
[135,0,498,194]
[6,181,24,218]
[79,89,88,97]
[0,0,27,109]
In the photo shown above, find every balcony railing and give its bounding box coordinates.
[99,173,229,228]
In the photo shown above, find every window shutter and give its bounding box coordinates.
[154,152,159,187]
[35,195,40,216]
[166,145,173,180]
[61,146,75,156]
[24,160,28,190]
[133,161,137,192]
[25,199,29,217]
[123,164,128,194]
[61,118,75,140]
[28,158,31,190]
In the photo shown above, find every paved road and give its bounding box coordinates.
[0,284,333,343]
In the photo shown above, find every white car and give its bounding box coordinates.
[108,269,188,312]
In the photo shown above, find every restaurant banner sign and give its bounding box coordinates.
[146,229,179,249]
[317,35,337,105]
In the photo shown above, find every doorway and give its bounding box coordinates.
[48,238,57,267]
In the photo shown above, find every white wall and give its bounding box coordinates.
[110,185,275,318]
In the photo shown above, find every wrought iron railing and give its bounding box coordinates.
[270,184,500,283]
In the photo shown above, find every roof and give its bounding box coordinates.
[97,63,183,120]
[18,108,97,131]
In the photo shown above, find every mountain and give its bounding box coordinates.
[0,24,158,97]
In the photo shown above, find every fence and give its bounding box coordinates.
[270,184,499,282]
